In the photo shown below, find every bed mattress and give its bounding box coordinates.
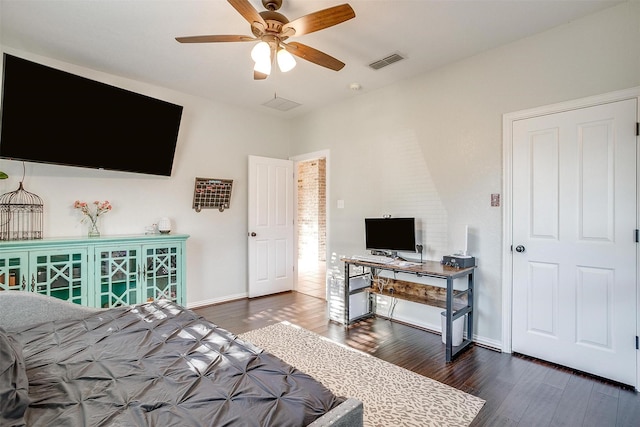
[9,300,345,426]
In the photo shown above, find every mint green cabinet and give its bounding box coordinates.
[0,234,188,308]
[96,245,140,308]
[142,244,181,304]
[0,248,87,304]
[0,252,28,292]
[31,249,88,305]
[95,241,184,308]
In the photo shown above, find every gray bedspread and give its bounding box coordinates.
[10,300,345,426]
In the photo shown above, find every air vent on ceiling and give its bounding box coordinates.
[368,53,405,70]
[262,96,301,111]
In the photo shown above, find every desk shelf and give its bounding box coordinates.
[368,287,468,311]
[341,258,476,362]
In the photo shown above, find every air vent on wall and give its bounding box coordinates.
[368,53,405,70]
[262,96,301,111]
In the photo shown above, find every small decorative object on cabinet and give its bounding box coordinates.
[157,217,171,234]
[73,200,112,238]
[87,221,100,238]
[0,182,44,241]
[0,233,189,308]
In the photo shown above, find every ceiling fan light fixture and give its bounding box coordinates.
[251,41,271,62]
[176,0,356,80]
[277,48,296,72]
[254,58,272,75]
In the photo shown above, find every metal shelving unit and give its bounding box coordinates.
[342,258,476,362]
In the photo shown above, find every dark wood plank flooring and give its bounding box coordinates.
[193,291,640,427]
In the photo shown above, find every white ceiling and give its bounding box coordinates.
[0,0,625,118]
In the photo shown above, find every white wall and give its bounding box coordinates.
[0,49,292,306]
[289,1,640,345]
[1,2,638,347]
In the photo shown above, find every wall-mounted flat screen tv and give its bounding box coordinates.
[0,53,183,176]
[365,217,416,254]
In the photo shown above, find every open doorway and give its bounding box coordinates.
[295,156,327,300]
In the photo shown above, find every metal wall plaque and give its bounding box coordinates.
[192,177,233,212]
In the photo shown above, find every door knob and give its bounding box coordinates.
[515,245,525,253]
[250,232,257,237]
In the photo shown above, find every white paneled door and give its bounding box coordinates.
[248,155,294,298]
[512,98,637,386]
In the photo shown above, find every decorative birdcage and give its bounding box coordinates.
[0,182,44,240]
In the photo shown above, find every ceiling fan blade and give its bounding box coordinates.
[175,35,256,43]
[283,4,355,36]
[283,42,345,71]
[228,0,267,28]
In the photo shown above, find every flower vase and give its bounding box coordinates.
[88,219,100,238]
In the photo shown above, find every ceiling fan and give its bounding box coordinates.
[175,0,355,80]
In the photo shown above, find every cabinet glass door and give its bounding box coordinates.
[144,244,180,304]
[30,250,87,305]
[97,247,139,308]
[0,253,28,292]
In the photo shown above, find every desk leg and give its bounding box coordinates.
[467,270,474,347]
[343,263,350,327]
[445,276,453,362]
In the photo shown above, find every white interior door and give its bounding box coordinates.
[512,98,637,386]
[248,155,294,298]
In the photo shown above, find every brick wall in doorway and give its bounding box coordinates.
[297,158,326,262]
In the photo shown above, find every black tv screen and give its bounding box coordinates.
[365,217,416,252]
[0,53,183,176]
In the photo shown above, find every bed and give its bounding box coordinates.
[0,292,363,427]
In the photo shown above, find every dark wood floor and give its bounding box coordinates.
[193,291,640,427]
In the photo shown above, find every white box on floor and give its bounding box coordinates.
[327,274,370,324]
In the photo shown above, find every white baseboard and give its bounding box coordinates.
[186,292,247,309]
[379,311,503,353]
[473,336,502,352]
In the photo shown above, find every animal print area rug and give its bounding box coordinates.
[239,321,485,427]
